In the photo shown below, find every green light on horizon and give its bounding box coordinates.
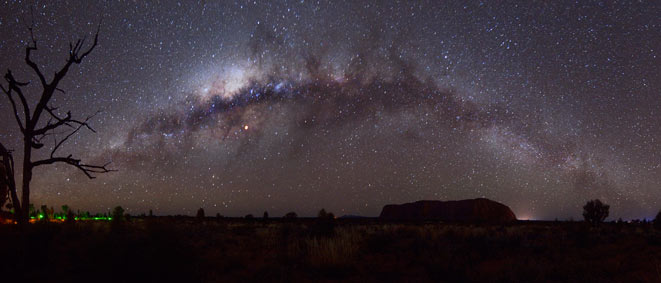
[26,216,113,221]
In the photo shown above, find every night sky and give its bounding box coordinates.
[0,1,659,219]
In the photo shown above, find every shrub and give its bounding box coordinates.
[263,211,269,219]
[310,209,336,237]
[317,208,336,219]
[654,210,661,231]
[583,199,609,225]
[196,208,205,219]
[112,206,125,223]
[284,212,298,219]
[29,204,36,218]
[318,209,328,218]
[65,208,75,223]
[40,205,49,221]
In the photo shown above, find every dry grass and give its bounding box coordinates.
[0,219,660,282]
[305,227,362,268]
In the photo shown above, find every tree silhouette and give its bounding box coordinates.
[284,212,298,219]
[582,199,609,225]
[65,206,75,223]
[112,206,125,223]
[28,204,36,218]
[317,208,327,218]
[196,208,205,219]
[654,210,661,231]
[0,18,112,223]
[317,208,335,219]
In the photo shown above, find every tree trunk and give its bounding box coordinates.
[20,135,32,224]
[0,142,20,220]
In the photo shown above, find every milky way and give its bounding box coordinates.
[0,1,659,219]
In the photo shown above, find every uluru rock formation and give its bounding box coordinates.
[379,198,517,222]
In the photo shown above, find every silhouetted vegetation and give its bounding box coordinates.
[310,209,336,237]
[28,204,36,218]
[583,199,609,225]
[654,210,661,231]
[1,218,660,282]
[65,208,75,223]
[112,206,125,223]
[317,208,335,219]
[284,212,298,219]
[0,201,656,281]
[40,205,53,222]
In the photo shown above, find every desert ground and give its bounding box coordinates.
[1,218,660,282]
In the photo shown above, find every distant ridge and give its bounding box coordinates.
[379,198,517,223]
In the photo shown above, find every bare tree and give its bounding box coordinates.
[0,19,112,224]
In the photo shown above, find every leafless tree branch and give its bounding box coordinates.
[0,84,25,133]
[2,71,32,133]
[49,112,99,158]
[25,28,47,88]
[32,156,114,179]
[0,15,107,223]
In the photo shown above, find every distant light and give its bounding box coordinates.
[244,125,249,130]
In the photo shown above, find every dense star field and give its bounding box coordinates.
[0,1,659,219]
